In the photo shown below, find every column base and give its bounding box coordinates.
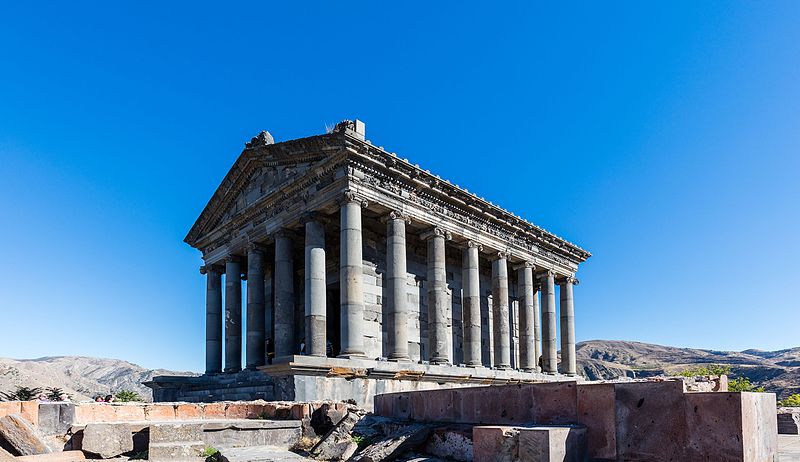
[387,356,412,363]
[224,367,242,374]
[429,359,451,366]
[337,353,367,360]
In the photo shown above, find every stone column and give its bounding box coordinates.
[304,217,327,357]
[386,211,410,361]
[516,262,537,372]
[339,192,366,358]
[559,277,577,375]
[540,270,557,374]
[224,256,242,373]
[274,231,295,359]
[203,265,222,374]
[533,283,542,372]
[492,252,511,369]
[462,241,482,367]
[423,227,451,365]
[245,245,266,369]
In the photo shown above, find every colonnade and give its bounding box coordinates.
[202,195,578,376]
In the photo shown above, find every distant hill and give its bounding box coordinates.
[576,340,800,399]
[0,356,197,402]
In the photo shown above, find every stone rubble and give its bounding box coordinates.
[80,423,133,459]
[351,424,432,462]
[0,413,52,456]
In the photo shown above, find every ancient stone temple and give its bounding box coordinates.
[148,120,591,406]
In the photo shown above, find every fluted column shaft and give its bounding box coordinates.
[387,212,410,361]
[559,278,577,375]
[224,258,242,373]
[540,271,557,374]
[246,246,266,369]
[517,263,537,371]
[492,253,511,369]
[274,232,295,358]
[425,228,450,364]
[462,242,482,366]
[204,266,223,374]
[339,195,366,358]
[304,219,327,357]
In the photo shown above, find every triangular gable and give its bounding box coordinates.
[184,133,344,247]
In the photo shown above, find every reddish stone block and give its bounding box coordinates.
[175,404,202,420]
[291,403,311,420]
[472,426,518,462]
[112,404,146,422]
[741,392,778,462]
[530,381,578,425]
[614,380,687,461]
[19,401,38,426]
[144,404,176,421]
[576,383,616,461]
[0,402,21,420]
[225,404,250,419]
[201,403,226,419]
[474,385,533,425]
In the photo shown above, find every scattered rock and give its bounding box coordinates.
[311,411,363,460]
[424,427,473,462]
[0,413,53,456]
[351,424,432,462]
[81,423,133,459]
[311,403,348,436]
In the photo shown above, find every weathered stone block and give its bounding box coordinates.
[778,409,800,435]
[148,441,205,461]
[175,403,203,420]
[576,382,615,460]
[424,427,473,462]
[473,426,519,462]
[38,403,76,436]
[0,403,20,421]
[741,392,778,462]
[19,401,38,426]
[517,426,587,462]
[113,404,146,421]
[145,404,176,420]
[16,450,86,461]
[530,382,579,425]
[0,413,52,456]
[202,402,227,419]
[81,423,133,459]
[150,423,203,443]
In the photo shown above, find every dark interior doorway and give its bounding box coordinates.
[326,286,341,357]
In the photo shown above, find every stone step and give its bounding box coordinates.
[17,450,86,461]
[473,425,587,462]
[148,441,205,461]
[217,445,308,462]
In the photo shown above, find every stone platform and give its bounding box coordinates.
[147,355,574,409]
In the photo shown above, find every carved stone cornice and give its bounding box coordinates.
[421,227,452,241]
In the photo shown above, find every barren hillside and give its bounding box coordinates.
[0,356,197,402]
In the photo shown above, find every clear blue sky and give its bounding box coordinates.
[1,2,798,371]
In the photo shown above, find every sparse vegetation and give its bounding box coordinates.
[352,434,370,449]
[728,377,765,393]
[676,364,731,377]
[45,387,69,401]
[203,446,222,462]
[1,386,43,401]
[114,389,143,402]
[778,394,800,407]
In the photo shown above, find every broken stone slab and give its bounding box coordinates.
[350,424,432,462]
[17,450,87,461]
[311,411,362,460]
[0,413,53,456]
[149,422,203,443]
[472,426,520,462]
[81,422,133,459]
[423,427,473,462]
[218,445,309,462]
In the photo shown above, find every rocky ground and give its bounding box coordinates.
[0,357,196,402]
[576,339,800,398]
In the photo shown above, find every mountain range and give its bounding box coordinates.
[2,340,798,402]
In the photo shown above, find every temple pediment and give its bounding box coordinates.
[185,132,345,247]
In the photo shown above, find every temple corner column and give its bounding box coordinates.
[559,276,578,376]
[202,264,223,375]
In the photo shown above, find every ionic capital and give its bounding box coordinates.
[421,226,452,241]
[512,260,536,271]
[340,189,369,208]
[274,228,296,240]
[246,242,266,255]
[224,254,242,264]
[301,211,326,226]
[494,251,510,261]
[387,210,412,224]
[465,240,483,251]
[536,269,556,280]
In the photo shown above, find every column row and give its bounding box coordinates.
[203,198,578,375]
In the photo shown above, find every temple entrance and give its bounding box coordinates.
[326,286,341,357]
